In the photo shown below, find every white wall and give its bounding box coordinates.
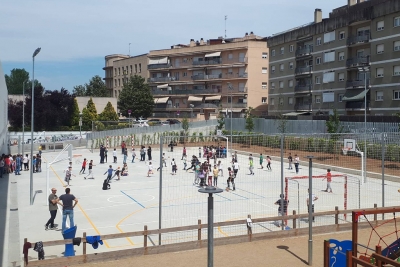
[0,60,8,154]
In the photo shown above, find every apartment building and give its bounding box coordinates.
[103,54,148,98]
[267,0,400,117]
[147,33,269,119]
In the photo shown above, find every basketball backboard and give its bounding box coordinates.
[343,139,356,152]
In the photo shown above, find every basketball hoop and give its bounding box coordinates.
[342,147,350,155]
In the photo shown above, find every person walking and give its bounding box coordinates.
[157,153,167,171]
[288,153,293,170]
[58,187,78,232]
[266,156,272,171]
[306,189,318,222]
[146,161,154,177]
[123,150,128,164]
[181,147,187,160]
[171,159,177,175]
[182,156,187,170]
[131,148,136,163]
[64,166,75,186]
[84,160,95,179]
[294,154,300,174]
[217,160,223,177]
[233,160,240,178]
[274,194,289,227]
[45,188,59,230]
[323,168,333,193]
[79,158,87,174]
[147,146,152,161]
[104,165,114,182]
[248,154,254,175]
[259,154,264,169]
[113,148,117,163]
[226,167,235,191]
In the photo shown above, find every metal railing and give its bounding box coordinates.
[345,79,370,88]
[294,84,313,93]
[347,34,370,46]
[346,56,370,68]
[221,103,247,108]
[295,47,313,57]
[295,103,312,111]
[153,88,220,95]
[295,66,313,75]
[345,101,370,110]
[148,77,177,83]
[192,58,222,66]
[148,63,172,70]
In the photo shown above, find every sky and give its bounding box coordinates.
[0,0,344,92]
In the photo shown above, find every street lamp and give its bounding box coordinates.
[79,112,82,138]
[128,110,132,128]
[227,82,233,155]
[198,186,223,267]
[30,47,41,205]
[22,79,28,156]
[358,64,370,183]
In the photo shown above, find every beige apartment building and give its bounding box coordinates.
[146,34,268,119]
[267,0,400,117]
[103,54,148,98]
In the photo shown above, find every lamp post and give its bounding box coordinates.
[198,186,223,267]
[79,112,82,138]
[358,64,370,183]
[30,47,41,205]
[128,110,132,128]
[22,79,28,156]
[227,83,233,155]
[189,104,194,122]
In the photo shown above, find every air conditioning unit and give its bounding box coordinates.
[377,50,384,54]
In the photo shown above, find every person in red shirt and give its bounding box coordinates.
[323,168,333,193]
[4,155,10,173]
[121,141,126,155]
[79,159,87,175]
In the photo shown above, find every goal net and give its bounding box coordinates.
[284,174,361,222]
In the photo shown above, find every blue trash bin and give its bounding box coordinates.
[62,225,77,256]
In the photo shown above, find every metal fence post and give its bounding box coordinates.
[381,133,385,220]
[158,135,163,245]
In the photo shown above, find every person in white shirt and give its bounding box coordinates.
[233,160,240,178]
[23,154,29,171]
[218,160,223,177]
[294,154,300,174]
[306,189,318,222]
[171,159,177,175]
[146,161,154,177]
[113,148,117,163]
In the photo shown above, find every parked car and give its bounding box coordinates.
[161,121,170,126]
[148,119,161,123]
[166,119,181,124]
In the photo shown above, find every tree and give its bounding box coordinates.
[326,109,343,134]
[98,102,118,121]
[73,75,109,97]
[72,85,86,97]
[276,113,288,134]
[118,75,154,118]
[216,105,225,130]
[82,98,98,128]
[181,116,189,132]
[5,68,30,94]
[70,98,80,126]
[245,107,255,133]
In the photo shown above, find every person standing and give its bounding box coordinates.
[147,146,152,161]
[288,153,293,170]
[181,147,186,160]
[123,150,128,164]
[58,187,78,232]
[99,145,105,164]
[15,154,21,175]
[294,154,300,174]
[38,145,42,156]
[104,147,108,163]
[212,165,219,187]
[233,160,240,178]
[323,168,333,193]
[306,189,318,222]
[131,148,136,163]
[217,160,223,177]
[140,146,145,161]
[274,194,289,227]
[23,154,28,171]
[79,158,87,174]
[259,154,264,169]
[146,161,154,177]
[121,141,126,155]
[171,159,177,175]
[266,156,272,171]
[111,167,121,181]
[64,166,75,186]
[248,154,254,175]
[84,160,95,179]
[198,147,202,158]
[182,156,187,170]
[45,188,59,230]
[113,148,117,163]
[0,156,4,178]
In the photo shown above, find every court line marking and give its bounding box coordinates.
[120,191,146,208]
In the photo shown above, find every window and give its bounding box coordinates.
[130,65,132,74]
[316,57,322,65]
[271,65,276,73]
[271,82,275,89]
[324,51,335,62]
[338,94,344,102]
[262,68,268,74]
[288,97,293,105]
[280,64,284,71]
[394,16,400,27]
[114,79,117,86]
[377,44,384,54]
[139,64,142,73]
[376,67,384,78]
[228,53,233,59]
[135,64,137,73]
[114,68,117,76]
[289,45,294,52]
[315,96,321,103]
[323,92,334,102]
[271,98,275,105]
[183,72,187,77]
[262,52,268,59]
[316,37,322,46]
[272,50,276,56]
[118,67,121,75]
[279,81,284,89]
[338,52,345,61]
[289,62,294,69]
[394,41,400,51]
[288,80,293,87]
[339,31,345,40]
[262,82,267,89]
[394,65,400,76]
[262,97,267,103]
[376,91,383,101]
[377,21,384,31]
[324,31,336,43]
[393,90,400,100]
[279,98,284,106]
[280,47,284,54]
[118,79,121,86]
[315,76,321,84]
[338,73,345,82]
[323,72,335,83]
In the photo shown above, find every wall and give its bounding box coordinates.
[0,60,8,154]
[76,96,118,114]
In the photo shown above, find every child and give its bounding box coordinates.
[123,150,128,164]
[113,148,117,163]
[227,167,235,191]
[259,154,264,169]
[249,155,254,175]
[104,165,113,182]
[193,162,200,185]
[171,158,177,175]
[147,161,154,177]
[104,147,108,163]
[323,169,333,193]
[212,165,219,187]
[64,166,75,186]
[217,160,223,177]
[182,156,187,170]
[84,160,95,179]
[266,156,272,171]
[199,147,202,158]
[112,167,121,181]
[131,148,136,163]
[288,153,293,170]
[157,153,167,171]
[79,158,87,174]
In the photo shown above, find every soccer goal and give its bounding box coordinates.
[284,174,361,221]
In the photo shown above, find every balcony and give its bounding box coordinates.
[295,47,313,58]
[295,66,313,76]
[192,58,222,66]
[148,63,172,70]
[294,84,313,93]
[152,88,220,96]
[346,56,370,69]
[347,34,370,46]
[345,101,370,110]
[222,103,248,108]
[148,77,177,83]
[191,74,222,80]
[295,104,312,111]
[345,79,370,89]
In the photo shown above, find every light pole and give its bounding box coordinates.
[358,64,370,183]
[227,83,233,155]
[198,186,223,267]
[79,112,82,138]
[128,110,132,128]
[30,47,41,205]
[22,79,28,156]
[189,104,194,122]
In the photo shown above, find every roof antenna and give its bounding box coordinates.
[225,15,227,39]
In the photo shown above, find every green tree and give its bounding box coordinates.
[276,113,288,133]
[216,105,225,130]
[5,68,34,94]
[181,116,189,131]
[82,98,98,128]
[245,107,255,133]
[73,75,109,97]
[98,101,118,121]
[118,75,154,118]
[72,85,86,96]
[326,109,343,134]
[70,98,80,126]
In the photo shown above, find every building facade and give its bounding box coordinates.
[147,34,269,119]
[103,54,148,98]
[267,0,400,117]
